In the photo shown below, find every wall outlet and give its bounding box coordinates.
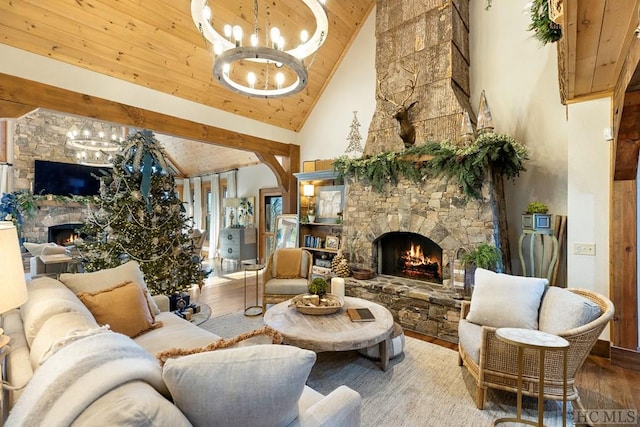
[574,242,596,256]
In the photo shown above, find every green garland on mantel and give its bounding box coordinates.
[333,132,529,199]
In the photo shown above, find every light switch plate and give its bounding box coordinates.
[574,243,596,256]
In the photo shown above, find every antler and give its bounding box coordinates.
[376,72,400,107]
[398,65,419,107]
[376,66,419,108]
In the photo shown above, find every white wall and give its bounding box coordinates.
[470,0,570,277]
[567,98,612,336]
[566,98,611,293]
[237,164,278,197]
[236,163,278,233]
[298,10,376,160]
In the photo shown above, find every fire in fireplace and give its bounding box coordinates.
[375,232,443,283]
[48,223,83,246]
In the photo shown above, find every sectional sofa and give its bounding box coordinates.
[1,261,361,426]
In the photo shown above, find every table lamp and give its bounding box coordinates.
[302,184,315,215]
[0,222,28,346]
[223,198,241,227]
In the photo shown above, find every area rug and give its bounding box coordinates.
[200,312,573,427]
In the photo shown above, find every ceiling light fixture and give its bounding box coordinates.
[65,123,122,167]
[191,0,328,98]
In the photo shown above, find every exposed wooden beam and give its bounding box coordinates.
[0,99,36,119]
[614,91,640,180]
[0,121,7,164]
[0,72,299,188]
[611,180,638,351]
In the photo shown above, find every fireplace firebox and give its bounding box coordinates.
[375,232,443,283]
[48,223,83,246]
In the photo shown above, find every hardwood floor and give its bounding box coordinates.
[197,261,640,424]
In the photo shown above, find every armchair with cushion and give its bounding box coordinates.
[458,268,614,413]
[262,248,313,313]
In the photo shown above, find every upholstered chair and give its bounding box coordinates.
[262,248,313,313]
[458,268,614,413]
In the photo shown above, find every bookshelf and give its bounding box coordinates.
[294,170,344,277]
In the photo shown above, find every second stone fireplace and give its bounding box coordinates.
[48,223,84,246]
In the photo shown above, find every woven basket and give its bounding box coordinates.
[452,248,474,298]
[290,294,344,315]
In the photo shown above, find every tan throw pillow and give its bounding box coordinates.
[77,281,162,338]
[59,261,161,315]
[274,249,303,278]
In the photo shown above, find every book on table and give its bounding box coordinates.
[347,307,375,322]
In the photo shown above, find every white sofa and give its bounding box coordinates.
[2,262,362,426]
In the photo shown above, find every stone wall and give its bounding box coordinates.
[343,176,495,280]
[346,276,462,343]
[366,0,472,154]
[12,109,105,243]
[341,0,488,342]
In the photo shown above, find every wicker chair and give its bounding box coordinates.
[262,248,313,314]
[458,288,614,412]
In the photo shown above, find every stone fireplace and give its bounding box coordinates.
[340,0,500,343]
[21,201,88,246]
[48,223,84,246]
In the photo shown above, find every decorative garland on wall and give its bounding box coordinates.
[485,0,562,45]
[333,133,528,199]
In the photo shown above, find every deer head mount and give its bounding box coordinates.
[377,66,420,148]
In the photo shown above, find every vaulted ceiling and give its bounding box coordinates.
[1,0,639,178]
[0,0,373,132]
[0,0,374,176]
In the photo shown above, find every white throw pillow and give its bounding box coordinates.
[29,311,99,370]
[538,287,602,334]
[20,277,95,346]
[466,268,547,330]
[163,345,316,427]
[23,242,57,256]
[59,261,160,315]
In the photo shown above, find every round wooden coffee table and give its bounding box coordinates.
[263,296,395,371]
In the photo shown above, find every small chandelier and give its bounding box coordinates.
[191,0,328,98]
[65,123,122,166]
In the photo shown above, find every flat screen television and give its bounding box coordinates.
[34,160,112,196]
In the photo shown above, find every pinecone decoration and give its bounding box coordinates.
[332,250,351,277]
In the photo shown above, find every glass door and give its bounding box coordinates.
[259,188,283,263]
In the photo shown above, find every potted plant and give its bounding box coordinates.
[461,243,503,272]
[308,277,329,297]
[522,201,552,231]
[459,243,502,298]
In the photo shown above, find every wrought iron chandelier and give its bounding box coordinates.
[65,123,122,167]
[191,0,328,98]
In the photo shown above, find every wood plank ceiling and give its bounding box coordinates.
[558,0,640,181]
[2,1,638,177]
[559,0,639,102]
[0,0,374,176]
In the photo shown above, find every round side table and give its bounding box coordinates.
[243,263,264,316]
[493,328,569,427]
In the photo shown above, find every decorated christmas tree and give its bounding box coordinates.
[78,130,202,295]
